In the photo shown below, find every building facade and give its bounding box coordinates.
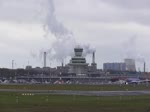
[68,47,88,75]
[103,63,126,71]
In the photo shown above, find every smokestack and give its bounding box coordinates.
[44,52,47,68]
[144,62,146,73]
[92,52,95,63]
[62,62,64,67]
[61,59,64,67]
[12,60,14,69]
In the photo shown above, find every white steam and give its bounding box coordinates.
[123,36,145,63]
[42,0,76,62]
[43,0,95,62]
[82,44,96,56]
[1,0,96,63]
[124,36,137,59]
[44,0,72,38]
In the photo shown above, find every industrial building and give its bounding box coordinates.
[103,59,136,72]
[103,63,126,71]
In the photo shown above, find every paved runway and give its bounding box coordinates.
[1,89,150,96]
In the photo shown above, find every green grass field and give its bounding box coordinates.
[0,84,150,91]
[0,92,150,112]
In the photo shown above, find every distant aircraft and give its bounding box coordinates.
[1,80,9,84]
[125,78,150,84]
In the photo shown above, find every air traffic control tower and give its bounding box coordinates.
[69,47,88,75]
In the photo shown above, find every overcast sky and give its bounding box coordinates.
[0,0,150,71]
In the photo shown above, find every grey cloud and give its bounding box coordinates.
[1,0,150,26]
[0,0,45,23]
[101,0,150,9]
[0,0,150,70]
[56,0,150,26]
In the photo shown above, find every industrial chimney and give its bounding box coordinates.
[91,51,97,70]
[44,52,47,68]
[12,60,14,69]
[144,62,146,73]
[62,61,64,67]
[92,52,95,64]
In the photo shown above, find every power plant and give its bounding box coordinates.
[0,46,150,85]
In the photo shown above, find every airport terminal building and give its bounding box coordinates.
[68,47,88,75]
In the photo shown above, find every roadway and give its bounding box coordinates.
[0,89,150,96]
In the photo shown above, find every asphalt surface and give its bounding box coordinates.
[0,89,150,96]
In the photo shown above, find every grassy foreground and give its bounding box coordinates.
[0,84,150,91]
[0,92,150,112]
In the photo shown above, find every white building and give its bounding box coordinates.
[103,63,126,71]
[68,47,88,75]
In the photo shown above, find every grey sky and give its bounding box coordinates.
[0,0,149,71]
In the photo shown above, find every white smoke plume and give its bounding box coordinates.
[44,0,73,38]
[47,36,77,61]
[136,54,145,63]
[42,0,76,62]
[82,44,96,56]
[43,0,95,62]
[123,36,145,63]
[1,0,96,62]
[123,36,137,59]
